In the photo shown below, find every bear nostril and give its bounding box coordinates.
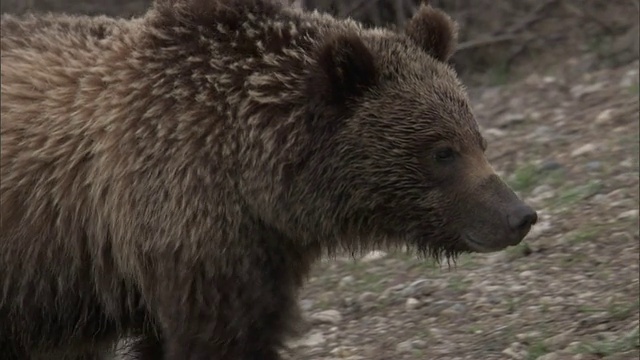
[508,204,538,232]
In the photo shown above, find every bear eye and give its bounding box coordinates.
[434,147,456,164]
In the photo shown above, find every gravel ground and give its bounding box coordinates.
[283,58,640,360]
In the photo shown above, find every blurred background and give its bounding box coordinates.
[2,1,638,359]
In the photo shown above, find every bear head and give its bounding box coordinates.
[294,1,537,259]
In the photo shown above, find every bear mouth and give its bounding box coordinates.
[462,234,510,253]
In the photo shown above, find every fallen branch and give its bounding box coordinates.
[456,34,521,51]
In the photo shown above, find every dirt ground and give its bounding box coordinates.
[2,1,639,359]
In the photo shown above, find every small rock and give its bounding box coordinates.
[423,300,454,316]
[579,313,609,328]
[339,276,355,288]
[585,161,602,172]
[378,284,406,301]
[289,331,326,347]
[396,340,415,353]
[299,299,314,311]
[532,185,553,196]
[357,292,377,304]
[617,209,639,221]
[543,329,575,350]
[400,279,438,297]
[571,143,597,157]
[484,127,507,140]
[441,303,466,316]
[362,250,387,262]
[571,354,590,360]
[619,68,639,88]
[620,158,633,168]
[564,341,583,353]
[412,340,428,348]
[516,331,542,342]
[526,220,553,240]
[530,112,543,121]
[529,191,556,206]
[502,342,527,359]
[538,160,564,172]
[519,270,534,278]
[310,310,342,325]
[603,351,640,360]
[595,109,615,125]
[396,340,422,353]
[330,346,356,357]
[535,352,565,360]
[405,298,421,311]
[498,113,527,128]
[570,82,604,99]
[525,73,544,86]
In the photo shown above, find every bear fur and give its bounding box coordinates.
[0,0,537,359]
[293,0,424,30]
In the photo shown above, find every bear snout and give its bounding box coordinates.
[461,175,539,252]
[506,203,538,242]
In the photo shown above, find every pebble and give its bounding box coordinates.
[570,82,604,99]
[526,220,553,240]
[595,109,615,124]
[299,299,315,311]
[502,342,527,359]
[441,303,466,316]
[543,329,575,350]
[585,161,602,171]
[498,113,527,128]
[617,209,639,221]
[603,351,640,360]
[538,160,564,172]
[571,143,597,157]
[378,284,405,301]
[290,331,326,347]
[619,68,639,88]
[357,292,377,304]
[564,341,583,353]
[620,158,633,168]
[330,346,356,357]
[535,352,564,360]
[339,275,355,288]
[516,331,542,342]
[362,250,387,262]
[532,184,553,196]
[579,313,609,327]
[310,310,343,325]
[396,340,415,353]
[400,279,439,297]
[519,270,534,278]
[484,127,507,139]
[405,298,420,311]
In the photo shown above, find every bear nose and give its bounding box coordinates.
[507,204,538,232]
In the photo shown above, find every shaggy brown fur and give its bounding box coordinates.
[290,0,423,29]
[0,0,537,359]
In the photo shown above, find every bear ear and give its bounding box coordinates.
[404,1,458,62]
[313,32,378,105]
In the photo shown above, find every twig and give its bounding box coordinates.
[455,0,558,52]
[456,34,521,51]
[505,0,559,34]
[560,1,615,34]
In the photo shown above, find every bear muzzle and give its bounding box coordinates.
[460,175,538,253]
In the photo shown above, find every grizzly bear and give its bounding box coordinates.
[0,0,538,359]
